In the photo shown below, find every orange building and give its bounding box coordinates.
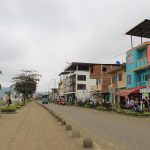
[107,63,126,107]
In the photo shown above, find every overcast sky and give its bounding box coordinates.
[0,0,150,92]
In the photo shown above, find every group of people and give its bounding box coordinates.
[129,96,150,112]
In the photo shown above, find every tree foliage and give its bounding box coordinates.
[12,70,41,100]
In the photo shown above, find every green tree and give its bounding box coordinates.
[12,70,41,102]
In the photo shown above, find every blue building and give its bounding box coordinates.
[126,42,150,89]
[115,20,150,99]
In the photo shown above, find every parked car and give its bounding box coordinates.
[42,98,48,104]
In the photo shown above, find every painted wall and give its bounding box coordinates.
[126,44,149,88]
[117,70,126,88]
[75,71,96,100]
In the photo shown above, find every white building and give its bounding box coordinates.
[59,62,96,102]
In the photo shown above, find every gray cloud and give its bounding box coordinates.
[0,0,150,91]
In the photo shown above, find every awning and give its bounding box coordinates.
[115,86,145,97]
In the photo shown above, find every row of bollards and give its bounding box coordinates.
[37,101,93,149]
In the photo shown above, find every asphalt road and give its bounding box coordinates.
[45,103,150,150]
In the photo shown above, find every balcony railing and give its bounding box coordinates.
[136,81,147,87]
[136,58,148,68]
[90,85,102,91]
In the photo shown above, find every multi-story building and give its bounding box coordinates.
[58,78,65,97]
[59,62,96,102]
[126,42,150,98]
[107,63,126,107]
[90,64,121,102]
[124,19,150,99]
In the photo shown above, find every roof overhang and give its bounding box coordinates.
[115,86,145,96]
[59,71,74,76]
[126,19,150,38]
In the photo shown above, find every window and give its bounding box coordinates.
[112,75,117,84]
[103,67,107,72]
[77,84,86,90]
[127,75,131,85]
[90,67,93,73]
[96,79,101,85]
[77,75,86,81]
[127,54,133,64]
[118,73,122,81]
[144,75,150,81]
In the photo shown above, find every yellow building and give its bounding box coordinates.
[107,63,126,107]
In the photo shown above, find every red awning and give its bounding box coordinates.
[115,86,145,97]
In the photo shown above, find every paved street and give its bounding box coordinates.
[0,102,82,150]
[46,103,150,150]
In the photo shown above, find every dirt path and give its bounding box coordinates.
[0,102,82,150]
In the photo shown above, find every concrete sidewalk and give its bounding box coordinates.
[0,101,82,150]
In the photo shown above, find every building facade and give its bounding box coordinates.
[59,62,96,102]
[126,42,150,98]
[90,64,121,102]
[107,63,126,107]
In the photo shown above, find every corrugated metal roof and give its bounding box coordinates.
[126,19,150,38]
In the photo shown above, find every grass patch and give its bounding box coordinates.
[116,109,150,117]
[96,106,114,111]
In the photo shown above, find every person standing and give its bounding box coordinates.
[130,97,135,112]
[145,97,150,112]
[138,98,143,113]
[144,97,149,112]
[7,97,12,106]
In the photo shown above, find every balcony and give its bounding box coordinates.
[90,85,102,92]
[136,58,148,69]
[136,81,147,87]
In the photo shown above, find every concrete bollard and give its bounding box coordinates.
[83,138,93,148]
[65,124,72,131]
[61,120,66,126]
[55,115,59,119]
[72,130,80,138]
[57,117,62,122]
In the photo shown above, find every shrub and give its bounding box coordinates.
[97,106,112,111]
[102,102,112,108]
[116,109,150,117]
[1,106,16,112]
